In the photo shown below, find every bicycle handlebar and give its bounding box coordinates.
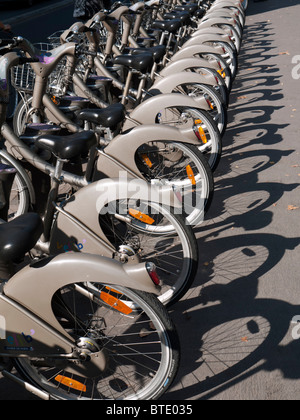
[18,57,40,65]
[0,38,16,47]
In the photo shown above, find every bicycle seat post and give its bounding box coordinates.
[41,157,65,243]
[122,69,134,105]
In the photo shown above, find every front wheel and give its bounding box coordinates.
[135,141,214,226]
[14,284,180,400]
[99,200,199,306]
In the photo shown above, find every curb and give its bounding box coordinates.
[3,0,73,26]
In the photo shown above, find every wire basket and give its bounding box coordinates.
[11,61,35,93]
[47,30,65,48]
[11,43,70,96]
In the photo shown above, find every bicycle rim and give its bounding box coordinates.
[14,285,180,400]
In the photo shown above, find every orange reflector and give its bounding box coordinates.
[141,154,153,168]
[198,126,208,144]
[105,286,123,295]
[217,69,226,79]
[129,209,155,225]
[55,375,87,392]
[206,99,214,110]
[51,95,60,105]
[186,165,196,186]
[100,292,133,315]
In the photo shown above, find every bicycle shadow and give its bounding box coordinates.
[163,11,300,400]
[164,232,300,400]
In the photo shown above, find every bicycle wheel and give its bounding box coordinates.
[14,284,180,400]
[99,199,198,306]
[135,141,214,226]
[0,150,31,220]
[155,106,222,172]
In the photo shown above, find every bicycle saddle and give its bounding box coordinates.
[113,53,154,73]
[174,4,199,13]
[0,213,43,263]
[164,11,191,24]
[151,20,182,34]
[77,103,126,128]
[35,130,97,160]
[128,45,166,63]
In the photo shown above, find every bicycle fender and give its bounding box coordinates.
[197,17,237,31]
[160,57,221,77]
[182,33,232,49]
[171,44,225,61]
[49,177,181,258]
[149,72,215,109]
[100,124,199,178]
[122,93,206,143]
[2,254,159,354]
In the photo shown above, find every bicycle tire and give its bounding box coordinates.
[155,106,222,172]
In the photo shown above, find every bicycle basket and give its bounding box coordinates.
[11,61,35,93]
[11,43,70,96]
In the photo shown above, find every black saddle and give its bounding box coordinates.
[36,130,97,160]
[77,103,126,128]
[129,45,166,64]
[164,11,191,24]
[0,213,43,263]
[113,53,154,73]
[151,19,182,34]
[174,4,199,13]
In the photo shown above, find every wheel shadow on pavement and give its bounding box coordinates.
[163,13,300,400]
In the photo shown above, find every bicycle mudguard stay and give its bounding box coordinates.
[0,253,159,357]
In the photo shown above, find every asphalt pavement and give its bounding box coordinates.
[1,0,300,401]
